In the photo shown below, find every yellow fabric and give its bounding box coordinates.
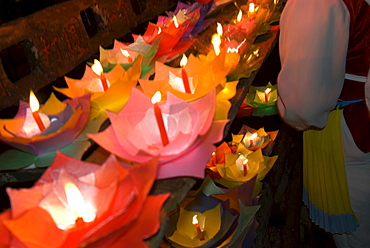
[303,109,355,216]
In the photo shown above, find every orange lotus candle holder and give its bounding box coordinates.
[0,152,169,247]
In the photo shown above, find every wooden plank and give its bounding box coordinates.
[0,0,177,108]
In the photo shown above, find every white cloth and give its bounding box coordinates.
[277,1,370,247]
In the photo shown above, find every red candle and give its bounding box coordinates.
[249,133,257,146]
[192,215,205,241]
[264,88,271,103]
[100,74,109,92]
[91,59,109,92]
[151,91,169,147]
[211,152,217,164]
[29,91,46,132]
[121,49,133,63]
[180,54,191,94]
[243,159,248,176]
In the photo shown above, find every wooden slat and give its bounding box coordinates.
[0,0,177,108]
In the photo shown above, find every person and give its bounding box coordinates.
[276,0,370,247]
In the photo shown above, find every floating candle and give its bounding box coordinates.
[151,91,169,147]
[180,54,191,93]
[91,59,109,92]
[29,91,46,132]
[192,215,205,241]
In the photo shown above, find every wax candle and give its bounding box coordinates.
[120,49,133,63]
[264,87,271,103]
[235,154,249,176]
[212,151,217,164]
[91,59,109,91]
[151,91,169,147]
[249,133,257,146]
[180,54,191,94]
[29,91,46,132]
[248,3,257,19]
[237,10,242,23]
[192,215,205,241]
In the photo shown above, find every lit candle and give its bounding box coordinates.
[242,159,248,176]
[120,49,133,63]
[236,10,242,23]
[65,182,96,226]
[211,151,216,164]
[211,22,223,56]
[236,154,249,176]
[151,91,169,147]
[248,3,256,19]
[192,215,205,241]
[91,59,109,92]
[264,87,271,103]
[29,90,46,132]
[173,16,179,28]
[249,133,257,146]
[180,54,191,94]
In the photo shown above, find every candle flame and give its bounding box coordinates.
[249,3,255,13]
[29,91,40,112]
[157,26,162,34]
[237,10,242,22]
[120,49,131,58]
[216,22,223,36]
[65,182,96,223]
[253,49,259,57]
[250,133,257,140]
[180,54,188,67]
[211,33,222,56]
[151,91,162,104]
[265,88,272,94]
[173,16,179,28]
[192,215,199,225]
[91,59,103,76]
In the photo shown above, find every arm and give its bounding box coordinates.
[277,0,350,131]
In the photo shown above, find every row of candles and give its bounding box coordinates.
[0,0,282,247]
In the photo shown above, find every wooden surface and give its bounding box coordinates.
[0,0,178,108]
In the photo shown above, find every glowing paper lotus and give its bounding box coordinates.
[139,58,238,120]
[167,204,228,247]
[231,127,272,151]
[55,58,142,119]
[245,82,278,116]
[132,17,193,59]
[0,93,90,157]
[206,128,278,189]
[88,87,229,179]
[99,37,159,78]
[167,177,260,248]
[0,152,169,247]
